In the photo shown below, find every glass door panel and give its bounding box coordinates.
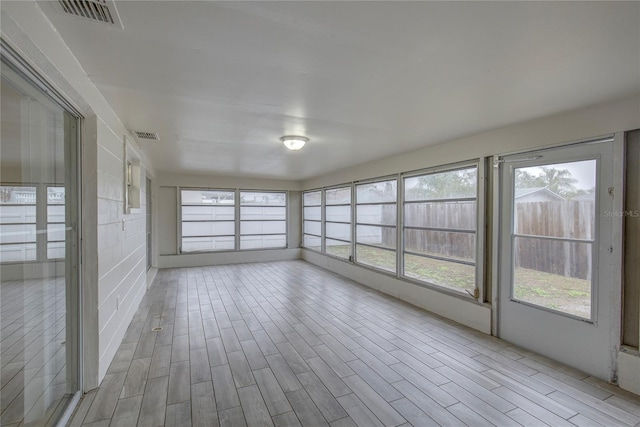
[512,159,596,319]
[1,56,80,426]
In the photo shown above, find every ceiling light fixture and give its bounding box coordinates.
[281,135,308,151]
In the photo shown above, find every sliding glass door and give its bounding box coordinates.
[1,50,81,425]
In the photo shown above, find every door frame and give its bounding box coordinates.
[491,133,625,381]
[1,39,85,423]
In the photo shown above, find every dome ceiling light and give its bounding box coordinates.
[281,135,308,151]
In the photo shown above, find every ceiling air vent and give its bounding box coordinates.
[58,0,123,28]
[132,131,160,142]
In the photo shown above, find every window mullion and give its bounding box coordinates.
[235,189,240,251]
[321,190,326,254]
[397,173,403,279]
[350,184,355,262]
[475,158,487,301]
[177,187,182,253]
[37,183,47,262]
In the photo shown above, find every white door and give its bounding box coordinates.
[497,138,617,380]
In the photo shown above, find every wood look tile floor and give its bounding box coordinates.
[70,261,640,427]
[1,277,69,426]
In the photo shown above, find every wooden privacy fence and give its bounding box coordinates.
[515,200,594,280]
[402,202,476,260]
[379,200,595,279]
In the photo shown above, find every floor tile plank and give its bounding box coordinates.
[266,353,303,393]
[392,380,462,426]
[253,367,293,416]
[83,372,127,423]
[211,364,241,410]
[238,384,274,426]
[306,356,352,398]
[167,360,190,405]
[191,381,219,427]
[138,375,168,427]
[347,359,403,403]
[121,357,151,398]
[285,389,330,427]
[219,406,247,427]
[446,402,494,427]
[342,374,406,426]
[227,350,255,387]
[108,395,142,427]
[297,371,348,423]
[440,381,515,426]
[148,345,172,379]
[492,386,575,427]
[165,401,192,427]
[336,393,384,427]
[389,398,439,427]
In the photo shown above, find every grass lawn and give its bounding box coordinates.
[514,268,590,318]
[323,244,590,318]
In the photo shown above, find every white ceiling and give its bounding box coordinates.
[39,1,639,180]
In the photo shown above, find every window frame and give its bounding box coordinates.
[354,176,399,275]
[323,185,354,261]
[178,187,289,254]
[0,182,39,264]
[0,182,69,264]
[179,187,237,253]
[239,190,288,251]
[46,183,66,260]
[302,190,323,252]
[299,159,486,302]
[400,160,485,299]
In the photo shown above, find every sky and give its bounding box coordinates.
[518,159,596,190]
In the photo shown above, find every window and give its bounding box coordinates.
[403,166,478,294]
[324,187,351,259]
[0,185,37,262]
[179,188,289,253]
[240,191,287,250]
[355,179,397,273]
[302,191,322,251]
[124,137,141,212]
[47,186,66,259]
[181,189,235,252]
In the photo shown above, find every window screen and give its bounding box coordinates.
[355,179,397,273]
[303,191,322,251]
[240,191,287,250]
[324,187,351,260]
[181,189,235,252]
[403,166,478,293]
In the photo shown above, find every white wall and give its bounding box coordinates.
[302,95,639,189]
[1,1,156,388]
[95,119,150,381]
[157,171,301,268]
[619,351,640,395]
[303,249,491,333]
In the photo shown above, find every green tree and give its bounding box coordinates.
[408,168,477,200]
[515,167,585,199]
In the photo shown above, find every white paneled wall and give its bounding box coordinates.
[96,119,149,381]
